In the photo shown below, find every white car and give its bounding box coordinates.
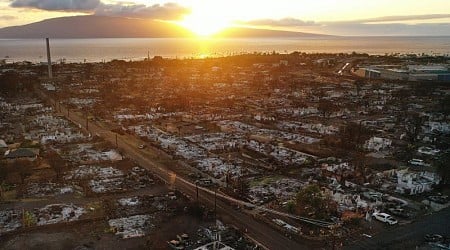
[408,159,430,167]
[418,147,440,156]
[372,212,398,225]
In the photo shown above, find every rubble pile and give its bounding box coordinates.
[23,182,74,198]
[0,210,22,235]
[108,214,154,239]
[65,165,155,193]
[36,204,85,226]
[63,144,123,163]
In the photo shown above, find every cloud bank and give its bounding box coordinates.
[95,2,190,20]
[9,0,190,20]
[239,15,450,36]
[238,17,318,27]
[0,15,17,20]
[10,0,100,11]
[346,14,450,24]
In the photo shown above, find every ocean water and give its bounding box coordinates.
[0,37,449,63]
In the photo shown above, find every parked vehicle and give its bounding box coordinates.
[388,208,411,218]
[372,212,398,225]
[273,219,287,227]
[283,224,299,234]
[167,240,185,250]
[363,191,383,202]
[195,179,213,187]
[424,234,444,242]
[418,146,440,156]
[408,158,430,167]
[428,195,449,204]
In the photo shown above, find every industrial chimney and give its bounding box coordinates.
[46,38,53,79]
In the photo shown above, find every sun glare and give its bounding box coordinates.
[180,11,231,37]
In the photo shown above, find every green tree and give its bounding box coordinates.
[0,161,9,199]
[435,152,450,185]
[231,177,249,199]
[318,100,339,118]
[23,210,36,227]
[405,112,424,143]
[0,160,7,183]
[295,184,335,220]
[439,96,450,116]
[338,122,373,151]
[285,201,296,214]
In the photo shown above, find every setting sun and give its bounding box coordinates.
[181,17,229,36]
[180,7,232,36]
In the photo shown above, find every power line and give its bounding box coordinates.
[177,175,335,228]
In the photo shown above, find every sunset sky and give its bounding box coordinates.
[0,0,450,36]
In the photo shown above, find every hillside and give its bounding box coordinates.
[0,15,327,38]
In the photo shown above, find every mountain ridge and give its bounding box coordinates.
[0,15,329,38]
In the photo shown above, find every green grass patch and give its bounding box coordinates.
[249,175,283,187]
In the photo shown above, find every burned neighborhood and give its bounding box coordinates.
[1,52,450,249]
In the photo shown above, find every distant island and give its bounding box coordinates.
[0,15,328,39]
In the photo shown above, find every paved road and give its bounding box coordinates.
[38,89,314,250]
[345,207,450,250]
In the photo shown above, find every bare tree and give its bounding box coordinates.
[0,160,9,199]
[354,80,364,97]
[405,112,424,143]
[46,150,66,181]
[318,100,339,118]
[13,160,33,185]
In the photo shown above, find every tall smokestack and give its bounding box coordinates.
[46,38,53,79]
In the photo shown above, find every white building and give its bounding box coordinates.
[396,170,440,195]
[365,137,392,152]
[426,122,450,134]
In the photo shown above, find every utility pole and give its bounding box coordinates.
[115,133,118,148]
[169,172,176,191]
[46,38,53,79]
[85,114,89,131]
[196,182,199,202]
[226,154,230,188]
[22,208,25,227]
[214,188,217,222]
